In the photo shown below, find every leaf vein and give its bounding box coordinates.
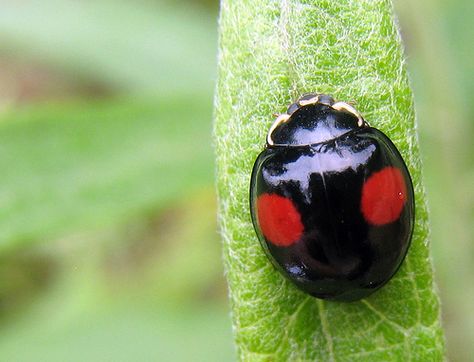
[317,299,335,362]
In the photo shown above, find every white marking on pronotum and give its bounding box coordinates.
[298,95,320,106]
[331,101,366,127]
[267,113,291,145]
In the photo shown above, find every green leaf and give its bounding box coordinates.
[0,0,217,94]
[214,0,445,360]
[394,1,474,360]
[0,295,234,362]
[0,96,213,250]
[0,192,233,362]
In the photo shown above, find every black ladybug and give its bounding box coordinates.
[249,93,414,302]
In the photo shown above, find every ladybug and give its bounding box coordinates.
[249,93,414,301]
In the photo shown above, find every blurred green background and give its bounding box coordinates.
[0,0,471,361]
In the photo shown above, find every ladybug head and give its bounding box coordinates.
[267,94,368,147]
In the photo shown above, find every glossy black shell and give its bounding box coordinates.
[250,96,414,302]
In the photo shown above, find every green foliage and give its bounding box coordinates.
[214,0,445,360]
[0,1,235,360]
[0,192,233,362]
[0,0,217,94]
[0,303,233,362]
[395,1,474,359]
[0,97,213,249]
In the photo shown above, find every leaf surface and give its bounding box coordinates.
[214,0,445,360]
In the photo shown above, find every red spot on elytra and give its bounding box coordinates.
[361,167,407,225]
[256,193,304,247]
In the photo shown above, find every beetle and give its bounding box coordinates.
[249,93,414,301]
